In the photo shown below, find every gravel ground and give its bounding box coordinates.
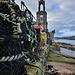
[47,51,75,74]
[48,62,75,74]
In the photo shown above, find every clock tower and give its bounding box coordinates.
[37,0,47,31]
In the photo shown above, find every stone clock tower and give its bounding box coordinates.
[37,0,47,31]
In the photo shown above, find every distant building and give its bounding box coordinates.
[50,30,55,42]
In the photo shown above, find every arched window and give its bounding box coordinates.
[40,14,43,18]
[40,4,43,11]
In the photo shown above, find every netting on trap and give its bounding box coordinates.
[0,1,41,75]
[0,40,27,75]
[0,59,27,75]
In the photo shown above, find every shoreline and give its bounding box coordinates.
[54,39,75,45]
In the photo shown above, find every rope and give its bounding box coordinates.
[0,52,25,62]
[25,21,38,44]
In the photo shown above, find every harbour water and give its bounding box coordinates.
[60,47,75,58]
[54,39,75,45]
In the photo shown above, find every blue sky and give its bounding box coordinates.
[15,0,75,37]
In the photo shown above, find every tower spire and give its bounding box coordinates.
[38,0,45,11]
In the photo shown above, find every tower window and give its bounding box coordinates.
[40,14,43,17]
[40,18,43,23]
[40,4,43,11]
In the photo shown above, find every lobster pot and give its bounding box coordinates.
[0,59,27,75]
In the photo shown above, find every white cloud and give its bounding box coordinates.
[60,30,75,37]
[15,0,75,37]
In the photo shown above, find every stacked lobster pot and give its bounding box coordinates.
[0,1,39,75]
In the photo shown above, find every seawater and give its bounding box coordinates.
[54,39,75,45]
